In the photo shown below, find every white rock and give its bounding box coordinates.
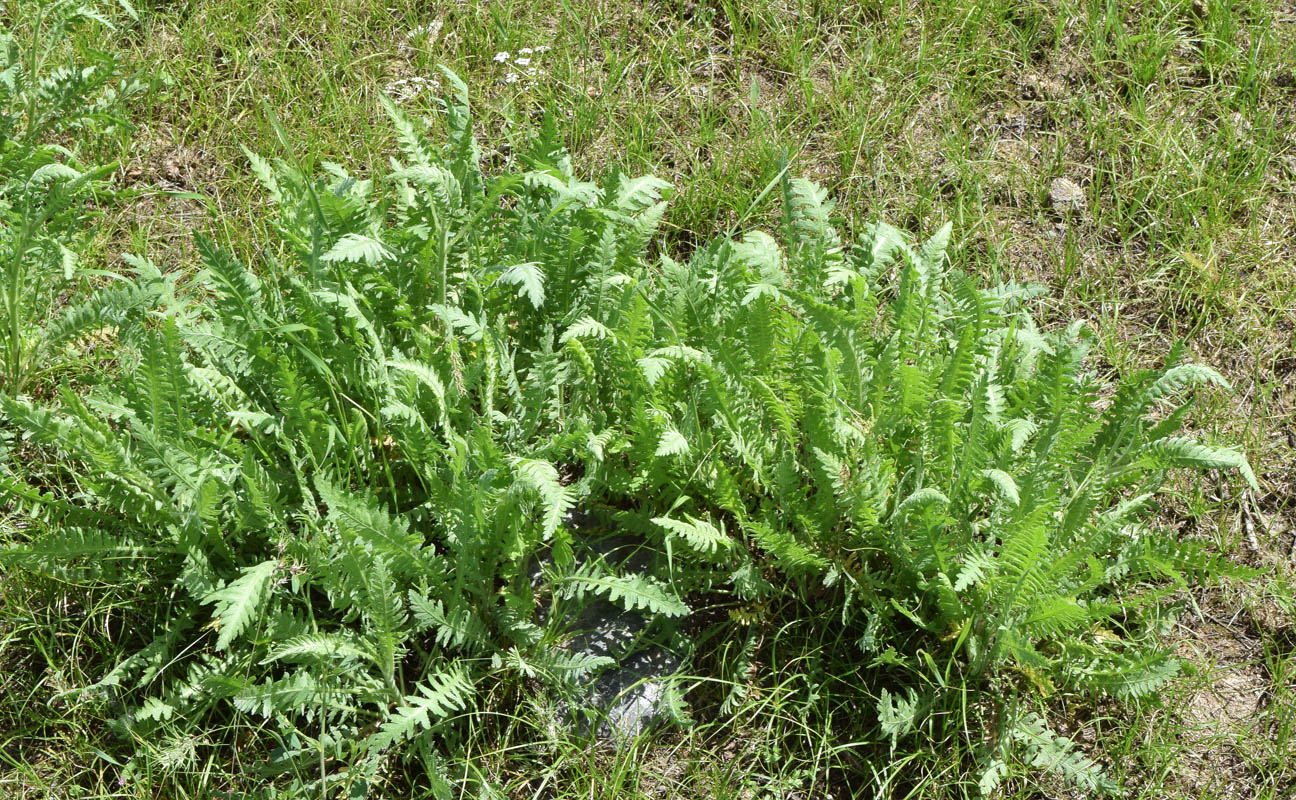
[1049,177,1086,211]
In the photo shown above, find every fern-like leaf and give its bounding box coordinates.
[202,560,278,651]
[653,514,733,556]
[366,666,474,752]
[559,567,690,617]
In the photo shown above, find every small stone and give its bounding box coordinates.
[533,514,684,741]
[1049,177,1085,212]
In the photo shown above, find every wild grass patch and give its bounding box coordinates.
[4,1,1294,798]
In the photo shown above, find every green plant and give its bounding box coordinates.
[0,0,143,393]
[0,73,1258,797]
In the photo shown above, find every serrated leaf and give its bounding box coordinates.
[234,671,323,717]
[730,230,783,276]
[878,687,919,747]
[560,571,689,617]
[612,174,671,213]
[653,514,732,555]
[321,233,393,264]
[242,147,281,202]
[133,696,175,722]
[978,759,1008,797]
[980,468,1020,505]
[1009,712,1118,794]
[30,163,81,184]
[655,429,689,457]
[637,356,669,385]
[265,633,375,666]
[202,560,277,651]
[498,261,545,308]
[1147,363,1231,400]
[510,457,573,541]
[891,487,949,520]
[559,316,611,343]
[1080,653,1179,699]
[366,667,474,752]
[60,243,77,280]
[1143,436,1258,490]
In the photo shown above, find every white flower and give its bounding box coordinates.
[493,51,510,63]
[514,57,531,66]
[504,72,519,84]
[519,47,534,55]
[409,19,443,38]
[535,45,552,53]
[384,75,440,103]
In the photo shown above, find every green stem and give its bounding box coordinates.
[4,210,35,393]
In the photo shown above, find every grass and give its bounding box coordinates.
[3,0,1295,796]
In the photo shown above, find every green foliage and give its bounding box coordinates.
[0,0,145,392]
[0,74,1259,796]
